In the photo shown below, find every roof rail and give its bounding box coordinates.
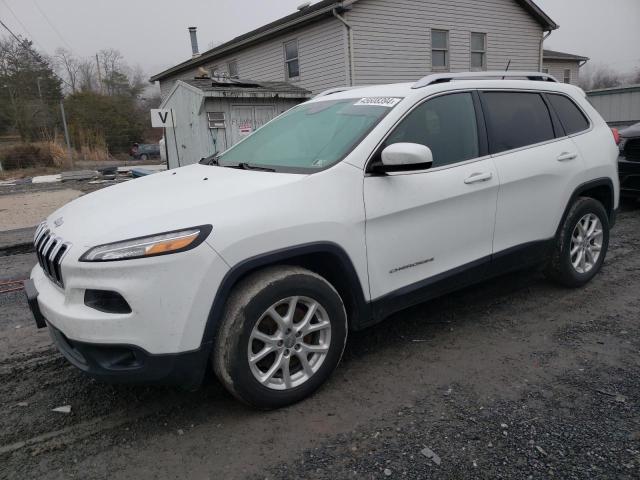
[412,71,558,89]
[314,86,361,98]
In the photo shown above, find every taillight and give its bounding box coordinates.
[611,128,621,145]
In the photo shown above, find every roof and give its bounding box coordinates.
[543,49,589,62]
[587,84,640,96]
[171,77,313,100]
[150,0,558,82]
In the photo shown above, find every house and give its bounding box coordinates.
[542,49,589,85]
[587,85,640,127]
[160,78,311,168]
[150,0,558,99]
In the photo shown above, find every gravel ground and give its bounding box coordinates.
[0,201,639,479]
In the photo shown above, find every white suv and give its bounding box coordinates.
[26,72,619,409]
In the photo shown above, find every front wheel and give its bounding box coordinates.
[545,196,610,287]
[213,266,347,409]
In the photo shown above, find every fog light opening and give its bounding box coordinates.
[84,289,132,314]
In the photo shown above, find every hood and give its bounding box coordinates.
[47,164,305,250]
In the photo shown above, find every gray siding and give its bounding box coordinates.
[160,18,348,99]
[588,88,640,126]
[346,0,544,85]
[542,60,580,85]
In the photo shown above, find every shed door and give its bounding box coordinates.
[230,105,275,146]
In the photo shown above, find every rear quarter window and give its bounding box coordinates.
[481,92,555,154]
[547,93,590,135]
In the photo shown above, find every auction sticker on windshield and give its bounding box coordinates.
[354,97,402,107]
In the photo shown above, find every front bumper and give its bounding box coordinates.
[48,322,209,388]
[618,157,640,197]
[30,240,229,354]
[25,279,212,388]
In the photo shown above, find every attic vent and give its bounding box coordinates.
[297,1,311,10]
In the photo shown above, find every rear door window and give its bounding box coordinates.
[481,92,555,154]
[547,93,590,135]
[384,92,479,168]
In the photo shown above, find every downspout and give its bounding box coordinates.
[539,30,552,71]
[333,8,355,86]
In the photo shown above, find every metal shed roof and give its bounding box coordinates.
[150,0,558,82]
[184,77,312,98]
[162,77,313,101]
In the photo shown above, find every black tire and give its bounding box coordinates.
[213,266,348,409]
[545,196,610,287]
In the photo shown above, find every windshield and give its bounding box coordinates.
[216,97,402,172]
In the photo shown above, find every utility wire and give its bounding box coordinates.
[32,0,74,52]
[0,0,47,52]
[0,17,72,88]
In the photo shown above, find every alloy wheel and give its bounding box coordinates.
[248,296,331,390]
[570,213,603,274]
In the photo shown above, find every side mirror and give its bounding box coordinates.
[380,143,433,172]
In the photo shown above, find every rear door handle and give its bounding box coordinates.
[464,172,493,184]
[557,152,578,161]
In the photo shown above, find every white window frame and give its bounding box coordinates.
[284,39,300,80]
[470,32,487,71]
[431,29,449,71]
[227,60,239,78]
[563,69,571,84]
[542,67,550,74]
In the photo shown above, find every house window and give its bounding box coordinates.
[563,69,571,84]
[470,33,486,70]
[431,30,449,70]
[284,39,299,79]
[542,67,549,74]
[207,112,225,129]
[228,60,238,78]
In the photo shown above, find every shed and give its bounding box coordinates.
[587,85,640,127]
[160,77,312,168]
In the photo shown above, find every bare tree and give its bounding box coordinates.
[77,57,96,92]
[582,64,625,90]
[54,48,80,93]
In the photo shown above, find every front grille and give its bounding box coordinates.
[34,223,71,288]
[624,138,640,161]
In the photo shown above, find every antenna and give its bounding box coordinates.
[502,59,512,79]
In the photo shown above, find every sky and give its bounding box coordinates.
[1,0,639,80]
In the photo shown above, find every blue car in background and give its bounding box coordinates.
[130,143,161,160]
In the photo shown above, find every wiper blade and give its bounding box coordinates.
[199,153,220,165]
[227,162,276,172]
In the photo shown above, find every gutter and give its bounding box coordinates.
[539,30,552,71]
[332,8,355,86]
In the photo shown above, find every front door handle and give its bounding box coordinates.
[464,172,493,184]
[557,152,578,161]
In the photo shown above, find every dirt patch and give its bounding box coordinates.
[0,189,82,231]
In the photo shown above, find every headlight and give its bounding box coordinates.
[80,225,212,262]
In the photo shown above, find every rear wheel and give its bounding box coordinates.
[545,197,609,287]
[213,266,347,409]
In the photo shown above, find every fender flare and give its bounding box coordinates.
[556,177,616,236]
[199,242,371,351]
